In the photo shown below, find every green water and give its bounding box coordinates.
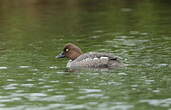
[0,0,171,110]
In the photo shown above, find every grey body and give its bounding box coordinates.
[67,52,122,68]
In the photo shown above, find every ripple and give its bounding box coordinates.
[40,85,52,89]
[3,84,18,90]
[90,35,100,39]
[157,64,168,67]
[152,89,160,93]
[0,104,5,107]
[0,66,8,70]
[26,79,33,82]
[32,68,39,71]
[7,79,16,82]
[121,8,132,12]
[118,72,128,76]
[145,80,155,85]
[129,31,139,35]
[18,66,31,69]
[28,95,65,102]
[93,30,104,33]
[50,80,59,83]
[49,66,58,69]
[96,102,134,110]
[0,97,21,103]
[78,94,104,99]
[64,104,86,110]
[29,93,47,97]
[108,82,122,86]
[131,84,138,88]
[23,104,87,110]
[109,104,134,110]
[56,71,65,74]
[140,98,171,107]
[21,84,34,87]
[140,32,148,35]
[79,89,102,93]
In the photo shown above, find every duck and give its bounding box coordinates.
[56,43,123,68]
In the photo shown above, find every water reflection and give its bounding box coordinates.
[64,67,124,73]
[0,0,171,110]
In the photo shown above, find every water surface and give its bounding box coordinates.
[0,0,171,110]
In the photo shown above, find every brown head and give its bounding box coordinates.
[56,43,82,60]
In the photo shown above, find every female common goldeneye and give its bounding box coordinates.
[56,43,123,68]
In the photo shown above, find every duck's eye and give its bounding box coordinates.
[65,48,69,52]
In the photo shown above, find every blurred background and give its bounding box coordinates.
[0,0,171,110]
